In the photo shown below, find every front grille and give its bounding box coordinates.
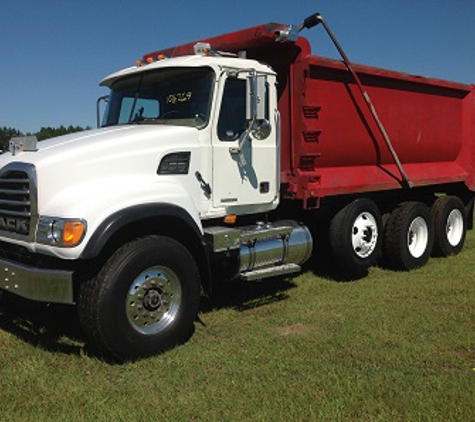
[0,165,36,238]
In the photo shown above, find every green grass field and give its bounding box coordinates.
[1,232,474,421]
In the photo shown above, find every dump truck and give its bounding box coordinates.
[0,13,473,360]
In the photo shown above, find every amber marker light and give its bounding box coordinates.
[224,214,237,224]
[136,60,143,67]
[193,42,212,56]
[146,56,154,63]
[157,54,166,60]
[62,220,86,247]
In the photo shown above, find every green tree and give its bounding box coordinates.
[36,125,91,141]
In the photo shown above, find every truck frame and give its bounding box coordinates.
[0,13,473,361]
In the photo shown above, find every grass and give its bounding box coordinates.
[0,233,474,421]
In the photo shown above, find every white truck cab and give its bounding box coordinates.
[101,54,280,218]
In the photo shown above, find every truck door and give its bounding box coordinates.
[211,74,278,209]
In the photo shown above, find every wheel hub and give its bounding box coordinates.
[446,209,464,246]
[143,288,163,312]
[352,212,378,258]
[126,266,181,335]
[407,217,428,258]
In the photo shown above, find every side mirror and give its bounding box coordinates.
[247,73,271,140]
[96,95,109,128]
[252,119,272,140]
[246,73,267,121]
[230,72,270,154]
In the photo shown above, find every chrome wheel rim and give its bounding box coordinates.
[446,209,464,247]
[407,217,428,258]
[352,212,378,258]
[126,266,182,335]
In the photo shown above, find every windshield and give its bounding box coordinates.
[102,67,215,128]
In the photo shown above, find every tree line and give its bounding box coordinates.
[0,125,91,152]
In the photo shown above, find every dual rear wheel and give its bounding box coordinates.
[329,199,382,274]
[329,196,467,274]
[431,196,467,257]
[382,202,433,270]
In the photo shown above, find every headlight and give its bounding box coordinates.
[51,220,62,243]
[37,217,87,247]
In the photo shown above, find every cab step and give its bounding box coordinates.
[240,263,301,281]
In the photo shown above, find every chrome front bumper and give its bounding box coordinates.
[0,258,74,304]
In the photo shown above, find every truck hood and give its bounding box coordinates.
[0,125,196,163]
[0,124,201,216]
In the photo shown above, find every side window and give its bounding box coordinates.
[218,78,246,141]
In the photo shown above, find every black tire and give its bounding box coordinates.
[431,196,467,257]
[78,235,201,362]
[329,199,382,274]
[382,202,433,271]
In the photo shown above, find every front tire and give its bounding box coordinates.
[78,235,201,361]
[382,202,433,271]
[329,199,382,274]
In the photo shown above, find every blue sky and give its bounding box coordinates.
[1,0,474,133]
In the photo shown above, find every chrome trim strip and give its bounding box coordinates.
[0,258,74,304]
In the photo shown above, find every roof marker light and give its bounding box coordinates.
[194,42,212,56]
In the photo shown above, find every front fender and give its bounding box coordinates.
[80,202,203,260]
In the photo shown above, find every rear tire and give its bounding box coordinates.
[382,202,433,271]
[329,199,382,274]
[431,196,466,257]
[78,235,201,362]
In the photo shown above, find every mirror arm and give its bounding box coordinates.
[229,119,255,154]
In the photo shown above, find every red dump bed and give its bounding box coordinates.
[145,23,475,205]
